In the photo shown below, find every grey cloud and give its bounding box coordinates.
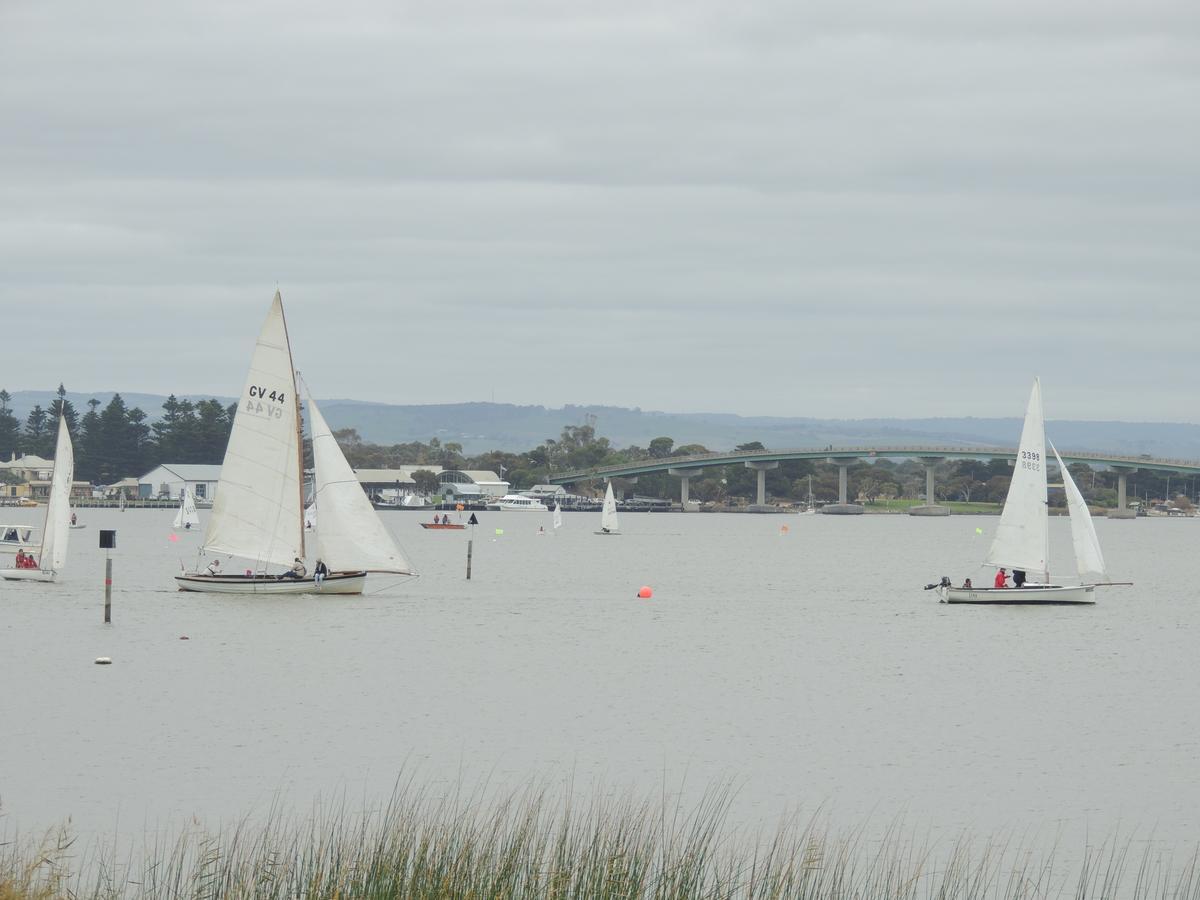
[0,0,1197,422]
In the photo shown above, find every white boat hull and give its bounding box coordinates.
[938,584,1095,605]
[0,568,57,582]
[175,572,367,595]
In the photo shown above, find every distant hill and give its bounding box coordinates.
[6,391,1200,460]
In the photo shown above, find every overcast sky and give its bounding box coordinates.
[2,0,1197,421]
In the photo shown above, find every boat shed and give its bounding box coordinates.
[138,464,222,501]
[437,470,509,498]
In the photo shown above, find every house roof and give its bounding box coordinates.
[0,454,54,470]
[141,464,222,482]
[353,466,435,483]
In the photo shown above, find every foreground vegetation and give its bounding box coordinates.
[3,785,1200,899]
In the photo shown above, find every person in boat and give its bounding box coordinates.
[14,549,26,568]
[184,521,191,530]
[994,568,1008,589]
[1012,568,1027,588]
[314,558,328,586]
[205,559,222,576]
[23,552,38,569]
[280,557,307,580]
[961,578,972,589]
[70,512,77,526]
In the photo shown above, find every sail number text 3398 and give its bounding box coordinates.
[1020,449,1041,471]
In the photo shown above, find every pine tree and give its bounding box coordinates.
[23,405,51,457]
[0,389,20,459]
[48,384,79,436]
[77,398,103,483]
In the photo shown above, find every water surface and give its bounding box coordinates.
[1,508,1195,853]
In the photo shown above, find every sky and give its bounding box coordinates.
[2,0,1197,422]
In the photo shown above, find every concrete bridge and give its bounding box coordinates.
[548,446,1200,518]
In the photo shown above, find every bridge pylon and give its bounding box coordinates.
[909,457,950,517]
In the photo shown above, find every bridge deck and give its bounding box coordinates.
[550,445,1200,483]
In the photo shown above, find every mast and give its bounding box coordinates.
[279,297,306,560]
[37,416,63,560]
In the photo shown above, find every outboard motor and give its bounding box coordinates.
[923,575,951,591]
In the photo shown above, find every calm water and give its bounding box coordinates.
[1,507,1197,854]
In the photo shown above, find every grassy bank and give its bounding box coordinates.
[3,784,1200,899]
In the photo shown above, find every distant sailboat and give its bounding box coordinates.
[552,502,563,530]
[173,489,201,530]
[936,378,1113,605]
[175,292,414,594]
[0,416,74,582]
[595,482,619,535]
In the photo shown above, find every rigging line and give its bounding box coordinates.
[365,573,420,595]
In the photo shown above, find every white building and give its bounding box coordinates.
[351,467,510,500]
[138,464,222,502]
[521,484,567,501]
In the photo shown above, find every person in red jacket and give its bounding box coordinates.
[994,568,1008,588]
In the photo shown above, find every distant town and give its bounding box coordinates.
[1,385,1196,515]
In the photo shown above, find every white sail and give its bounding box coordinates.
[202,292,305,569]
[173,489,201,529]
[38,416,74,572]
[985,378,1049,580]
[600,482,619,532]
[553,502,563,529]
[308,396,412,574]
[1051,442,1108,583]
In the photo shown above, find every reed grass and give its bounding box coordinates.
[3,781,1199,899]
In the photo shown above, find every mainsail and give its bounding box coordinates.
[202,292,305,569]
[308,396,412,574]
[984,378,1049,581]
[39,416,74,572]
[1051,442,1108,583]
[600,482,619,532]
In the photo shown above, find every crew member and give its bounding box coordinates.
[994,568,1008,589]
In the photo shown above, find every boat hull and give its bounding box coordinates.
[175,572,367,595]
[0,568,57,582]
[420,523,465,530]
[939,584,1095,605]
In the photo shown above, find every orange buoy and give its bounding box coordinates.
[637,586,653,599]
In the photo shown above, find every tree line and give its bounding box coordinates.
[0,386,235,486]
[3,388,1192,508]
[330,423,1196,508]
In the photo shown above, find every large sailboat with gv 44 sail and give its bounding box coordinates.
[932,377,1122,605]
[175,292,414,595]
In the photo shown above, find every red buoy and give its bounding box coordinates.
[637,586,653,599]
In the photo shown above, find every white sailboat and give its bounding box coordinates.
[175,292,413,595]
[0,416,74,582]
[552,502,563,530]
[172,488,201,530]
[937,378,1108,605]
[595,481,619,535]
